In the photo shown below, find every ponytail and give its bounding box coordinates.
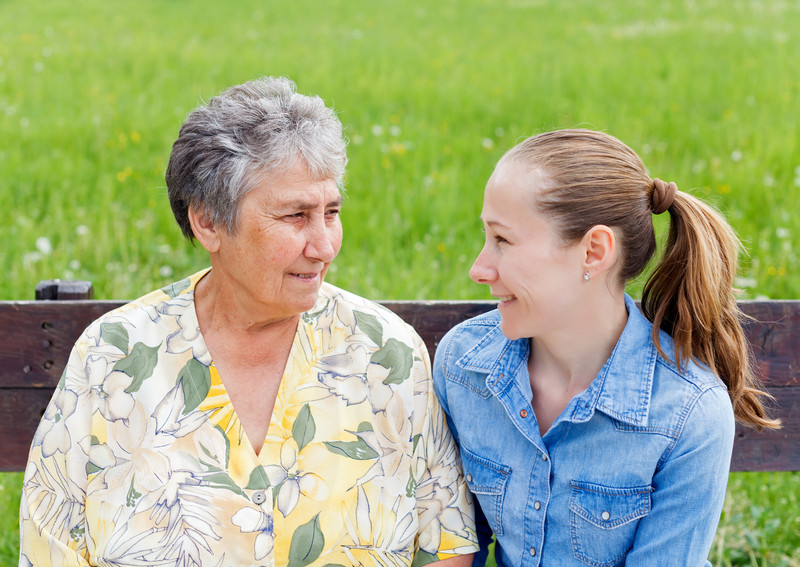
[641,191,781,431]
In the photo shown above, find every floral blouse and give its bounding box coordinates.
[20,269,478,566]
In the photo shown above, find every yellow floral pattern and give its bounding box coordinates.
[20,269,477,566]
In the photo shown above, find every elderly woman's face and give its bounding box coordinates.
[210,162,343,323]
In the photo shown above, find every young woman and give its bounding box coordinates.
[433,129,779,566]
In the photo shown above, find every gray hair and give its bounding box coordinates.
[166,76,348,240]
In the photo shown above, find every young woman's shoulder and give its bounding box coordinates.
[649,328,735,439]
[437,309,503,358]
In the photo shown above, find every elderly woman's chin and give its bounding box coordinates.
[287,271,329,309]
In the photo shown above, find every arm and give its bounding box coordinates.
[429,554,475,566]
[412,333,480,564]
[431,331,492,567]
[20,344,93,566]
[625,386,735,566]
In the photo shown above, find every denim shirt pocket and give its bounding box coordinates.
[460,446,511,536]
[569,480,652,567]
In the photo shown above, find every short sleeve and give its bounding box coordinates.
[410,332,479,561]
[20,332,95,566]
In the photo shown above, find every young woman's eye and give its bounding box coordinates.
[494,234,508,244]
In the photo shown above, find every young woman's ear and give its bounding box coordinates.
[581,224,618,279]
[188,207,221,253]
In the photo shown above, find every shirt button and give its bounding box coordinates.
[529,547,536,556]
[534,501,541,510]
[252,490,267,505]
[520,409,528,418]
[601,511,611,521]
[466,474,473,483]
[542,454,548,461]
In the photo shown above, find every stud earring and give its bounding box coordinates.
[583,271,590,283]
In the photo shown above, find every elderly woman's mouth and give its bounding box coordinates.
[292,272,320,281]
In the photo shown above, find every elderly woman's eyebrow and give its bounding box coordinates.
[289,197,342,211]
[280,196,344,211]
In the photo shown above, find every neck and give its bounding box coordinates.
[194,270,300,336]
[529,291,628,393]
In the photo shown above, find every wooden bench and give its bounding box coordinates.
[1,281,798,473]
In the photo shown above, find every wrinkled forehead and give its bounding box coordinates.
[250,158,340,195]
[255,168,341,210]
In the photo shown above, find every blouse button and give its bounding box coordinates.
[542,454,548,461]
[529,547,536,556]
[252,490,267,505]
[466,474,473,483]
[601,511,611,521]
[520,409,528,418]
[534,501,541,510]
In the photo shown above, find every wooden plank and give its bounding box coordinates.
[35,280,93,300]
[0,389,51,471]
[0,301,122,389]
[3,300,796,389]
[740,300,800,387]
[381,301,497,355]
[731,387,800,471]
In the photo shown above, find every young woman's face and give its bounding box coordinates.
[470,160,586,340]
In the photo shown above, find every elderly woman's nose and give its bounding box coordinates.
[305,220,337,261]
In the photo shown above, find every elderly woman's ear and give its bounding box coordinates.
[188,206,221,253]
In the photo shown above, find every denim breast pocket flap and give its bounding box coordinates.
[569,480,652,528]
[460,447,511,495]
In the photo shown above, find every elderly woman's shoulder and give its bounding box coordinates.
[82,275,200,340]
[319,282,421,339]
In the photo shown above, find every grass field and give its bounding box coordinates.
[1,0,799,564]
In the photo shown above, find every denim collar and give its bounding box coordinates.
[455,294,657,427]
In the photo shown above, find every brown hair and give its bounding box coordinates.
[504,128,779,430]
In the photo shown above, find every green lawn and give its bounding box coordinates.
[2,0,798,564]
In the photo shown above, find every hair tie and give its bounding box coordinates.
[651,178,678,214]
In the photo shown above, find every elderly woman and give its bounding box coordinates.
[20,77,477,566]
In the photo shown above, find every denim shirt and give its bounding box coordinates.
[433,295,735,567]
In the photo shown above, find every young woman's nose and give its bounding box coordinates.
[469,245,497,285]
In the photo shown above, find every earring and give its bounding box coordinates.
[583,271,590,283]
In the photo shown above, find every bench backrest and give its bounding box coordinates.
[1,287,798,472]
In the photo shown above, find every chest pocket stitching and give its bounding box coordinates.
[460,446,511,536]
